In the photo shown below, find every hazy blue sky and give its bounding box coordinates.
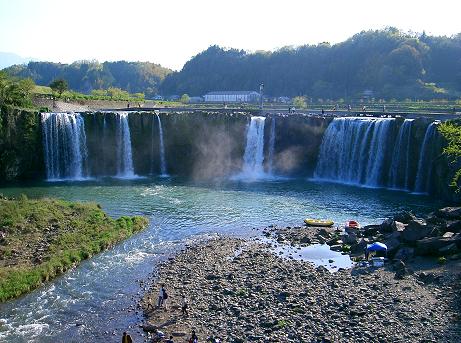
[0,0,460,70]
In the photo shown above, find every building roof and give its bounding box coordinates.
[205,91,259,95]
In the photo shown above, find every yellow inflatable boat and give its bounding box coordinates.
[304,218,334,227]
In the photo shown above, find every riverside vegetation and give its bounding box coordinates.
[0,195,148,302]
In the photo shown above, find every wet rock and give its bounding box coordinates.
[416,235,461,256]
[393,260,409,279]
[393,211,416,224]
[442,232,455,238]
[417,272,441,284]
[350,238,369,254]
[446,220,461,233]
[300,236,311,244]
[394,247,414,261]
[380,218,399,233]
[436,207,461,220]
[438,243,458,255]
[401,220,432,243]
[362,225,380,237]
[142,323,157,332]
[316,265,329,273]
[342,233,358,245]
[329,245,342,252]
[384,237,401,256]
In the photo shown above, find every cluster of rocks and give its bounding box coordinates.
[140,236,460,342]
[322,207,461,264]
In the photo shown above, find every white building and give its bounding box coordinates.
[204,91,260,103]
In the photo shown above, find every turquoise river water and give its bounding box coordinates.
[0,177,448,342]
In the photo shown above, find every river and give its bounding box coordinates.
[0,177,447,342]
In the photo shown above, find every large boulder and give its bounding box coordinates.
[401,220,432,243]
[439,243,458,255]
[393,260,410,279]
[394,247,414,261]
[380,219,405,233]
[384,237,401,256]
[393,211,416,224]
[350,238,369,254]
[362,225,380,237]
[416,235,461,256]
[447,221,461,233]
[436,207,461,220]
[342,233,358,245]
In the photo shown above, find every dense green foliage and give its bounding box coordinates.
[0,196,148,301]
[4,60,172,98]
[438,121,461,189]
[3,29,460,101]
[0,71,35,108]
[161,28,461,100]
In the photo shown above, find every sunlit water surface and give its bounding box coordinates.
[0,177,447,342]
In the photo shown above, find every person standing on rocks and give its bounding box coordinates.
[181,294,189,316]
[189,330,198,343]
[122,331,133,343]
[165,335,174,343]
[157,284,167,309]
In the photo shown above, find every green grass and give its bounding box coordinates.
[0,196,148,302]
[32,85,53,95]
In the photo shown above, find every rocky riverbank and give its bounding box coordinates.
[140,221,460,342]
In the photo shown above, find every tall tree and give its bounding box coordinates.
[49,78,68,97]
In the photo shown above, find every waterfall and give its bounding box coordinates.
[314,117,395,187]
[364,119,395,186]
[414,123,438,193]
[388,119,414,190]
[240,116,266,179]
[41,112,88,180]
[267,117,276,174]
[156,114,169,177]
[115,112,135,178]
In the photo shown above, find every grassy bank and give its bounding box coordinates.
[0,196,148,302]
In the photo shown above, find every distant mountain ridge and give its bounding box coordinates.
[3,60,172,98]
[0,52,35,69]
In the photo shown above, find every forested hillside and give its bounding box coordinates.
[161,28,461,100]
[3,29,461,100]
[4,61,172,98]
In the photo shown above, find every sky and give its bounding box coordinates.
[0,0,460,71]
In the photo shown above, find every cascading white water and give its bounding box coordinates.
[241,116,266,179]
[414,122,438,193]
[267,117,276,174]
[364,118,395,186]
[116,112,135,178]
[41,112,88,180]
[388,119,414,190]
[314,117,395,187]
[156,114,169,177]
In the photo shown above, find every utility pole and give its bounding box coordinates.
[259,82,264,112]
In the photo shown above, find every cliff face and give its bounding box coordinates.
[81,111,331,180]
[0,107,459,201]
[0,106,44,182]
